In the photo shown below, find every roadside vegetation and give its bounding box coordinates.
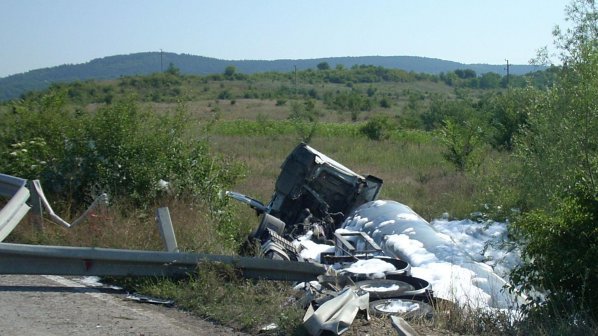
[0,1,596,334]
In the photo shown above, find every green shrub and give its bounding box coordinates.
[439,119,485,172]
[359,115,395,141]
[288,100,320,143]
[510,182,597,323]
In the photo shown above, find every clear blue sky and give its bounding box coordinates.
[0,0,569,78]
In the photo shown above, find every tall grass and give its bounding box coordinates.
[7,196,243,255]
[113,262,307,335]
[209,131,478,220]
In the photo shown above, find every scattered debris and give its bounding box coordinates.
[390,315,421,336]
[259,322,278,332]
[125,293,175,306]
[303,287,370,336]
[227,143,436,335]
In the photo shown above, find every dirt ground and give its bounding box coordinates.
[345,314,457,336]
[0,274,459,336]
[0,274,247,336]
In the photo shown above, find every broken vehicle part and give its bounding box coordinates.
[303,287,370,336]
[369,298,434,319]
[251,213,286,240]
[269,143,383,234]
[391,315,421,336]
[228,143,383,243]
[332,230,381,259]
[383,274,431,296]
[342,200,517,309]
[354,279,416,300]
[372,256,411,276]
[125,293,175,306]
[225,191,268,214]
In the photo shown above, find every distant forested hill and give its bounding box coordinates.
[0,52,544,101]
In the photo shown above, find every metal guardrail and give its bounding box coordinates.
[30,179,108,228]
[0,242,327,281]
[0,174,109,241]
[0,172,327,281]
[0,179,332,334]
[0,173,31,241]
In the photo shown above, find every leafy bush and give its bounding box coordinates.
[288,100,320,143]
[478,88,536,151]
[439,119,485,172]
[507,10,598,212]
[510,182,597,321]
[359,115,395,141]
[420,96,476,131]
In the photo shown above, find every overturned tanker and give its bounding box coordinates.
[342,201,517,309]
[228,143,517,311]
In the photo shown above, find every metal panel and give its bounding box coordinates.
[0,242,327,281]
[0,186,31,241]
[0,173,27,198]
[31,179,108,228]
[342,200,516,309]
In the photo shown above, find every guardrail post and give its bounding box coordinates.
[156,207,178,252]
[27,180,44,231]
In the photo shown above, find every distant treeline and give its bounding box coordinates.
[0,52,545,101]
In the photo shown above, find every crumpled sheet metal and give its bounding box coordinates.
[303,287,370,336]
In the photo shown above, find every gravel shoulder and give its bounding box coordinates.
[0,274,247,336]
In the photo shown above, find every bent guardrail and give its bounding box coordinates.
[0,242,327,281]
[30,179,108,228]
[0,174,109,241]
[0,173,31,241]
[0,173,327,281]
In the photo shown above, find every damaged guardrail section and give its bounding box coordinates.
[0,242,327,281]
[0,173,31,241]
[0,172,327,282]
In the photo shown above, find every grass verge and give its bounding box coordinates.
[120,262,308,335]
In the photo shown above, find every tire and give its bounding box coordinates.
[383,274,431,296]
[354,279,416,300]
[369,298,434,319]
[372,256,411,276]
[251,213,285,239]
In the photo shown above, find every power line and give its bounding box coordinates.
[505,59,510,87]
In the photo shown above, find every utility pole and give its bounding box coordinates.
[505,59,510,87]
[160,49,163,72]
[294,65,298,96]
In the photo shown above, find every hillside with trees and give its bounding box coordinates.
[0,53,544,101]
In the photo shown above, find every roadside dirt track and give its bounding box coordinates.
[0,274,246,336]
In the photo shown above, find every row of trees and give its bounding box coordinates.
[435,1,596,330]
[360,2,597,331]
[507,0,597,323]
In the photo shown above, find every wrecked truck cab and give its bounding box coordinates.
[268,143,383,233]
[228,143,382,245]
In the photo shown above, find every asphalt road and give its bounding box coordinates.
[0,274,246,336]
